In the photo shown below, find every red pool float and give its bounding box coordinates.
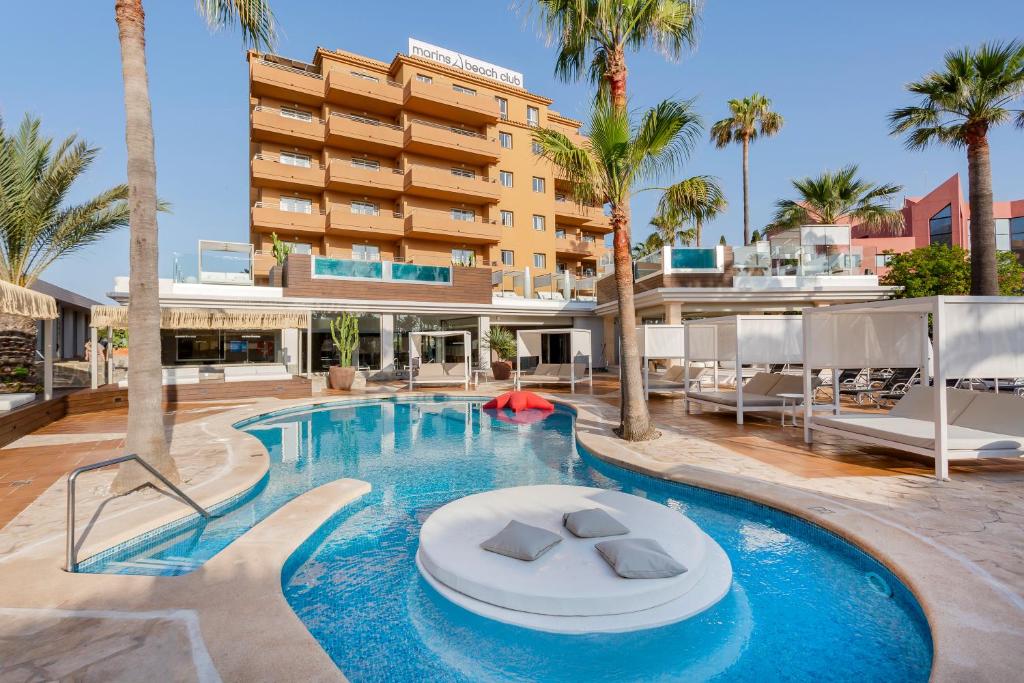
[483,391,554,413]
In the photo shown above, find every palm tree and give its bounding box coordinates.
[0,114,131,379]
[710,94,783,245]
[649,214,693,248]
[110,0,276,494]
[656,175,726,247]
[633,231,667,259]
[535,0,701,441]
[765,165,904,234]
[534,97,701,439]
[889,40,1024,296]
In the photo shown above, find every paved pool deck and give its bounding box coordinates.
[0,383,1021,681]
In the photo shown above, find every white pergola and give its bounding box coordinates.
[684,314,804,424]
[515,328,593,393]
[802,296,1024,480]
[0,280,58,403]
[637,324,685,399]
[408,330,471,390]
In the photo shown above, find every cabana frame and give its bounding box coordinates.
[407,330,471,390]
[802,296,1024,481]
[515,328,593,394]
[636,324,696,399]
[684,315,804,424]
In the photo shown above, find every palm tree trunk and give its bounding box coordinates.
[111,0,180,493]
[966,132,998,295]
[695,218,702,248]
[741,136,750,246]
[606,47,657,441]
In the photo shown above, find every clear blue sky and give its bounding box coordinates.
[3,1,1022,303]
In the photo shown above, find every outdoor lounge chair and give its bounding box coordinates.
[518,363,587,386]
[840,368,918,407]
[411,362,469,388]
[645,364,709,397]
[223,364,292,382]
[686,372,822,423]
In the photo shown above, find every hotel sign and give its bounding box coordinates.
[408,38,524,88]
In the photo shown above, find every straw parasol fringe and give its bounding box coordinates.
[90,306,310,330]
[0,280,58,320]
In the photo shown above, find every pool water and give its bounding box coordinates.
[82,398,932,681]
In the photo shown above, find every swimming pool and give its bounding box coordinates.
[82,397,932,681]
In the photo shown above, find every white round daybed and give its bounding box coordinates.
[415,485,732,634]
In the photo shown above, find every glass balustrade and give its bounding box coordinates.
[313,257,384,280]
[391,263,452,284]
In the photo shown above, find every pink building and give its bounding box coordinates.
[852,174,1024,275]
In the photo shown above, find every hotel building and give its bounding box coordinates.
[107,41,897,380]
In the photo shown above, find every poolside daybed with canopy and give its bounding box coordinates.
[802,296,1024,481]
[0,280,59,407]
[515,328,592,394]
[408,330,471,390]
[684,315,808,424]
[636,324,710,399]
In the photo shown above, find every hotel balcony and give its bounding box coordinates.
[554,196,610,229]
[327,159,404,197]
[250,154,326,192]
[326,113,403,155]
[251,106,325,147]
[403,165,501,204]
[251,202,327,237]
[250,58,325,105]
[327,207,404,240]
[404,210,501,244]
[404,120,499,164]
[325,69,403,114]
[555,237,596,258]
[402,79,500,125]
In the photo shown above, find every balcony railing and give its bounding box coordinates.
[253,153,325,169]
[252,105,325,124]
[258,58,323,79]
[330,111,403,131]
[409,118,487,139]
[312,256,453,285]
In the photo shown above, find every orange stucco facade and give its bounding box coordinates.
[248,47,611,286]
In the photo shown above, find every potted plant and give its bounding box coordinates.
[269,232,292,286]
[483,326,516,381]
[328,313,360,390]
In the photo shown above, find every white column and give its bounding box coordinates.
[477,316,490,370]
[43,319,54,401]
[306,317,313,377]
[90,326,98,390]
[803,313,813,443]
[106,326,113,384]
[522,267,532,298]
[381,313,395,376]
[734,318,744,425]
[932,301,949,481]
[281,329,300,374]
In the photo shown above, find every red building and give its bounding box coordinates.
[852,174,1024,275]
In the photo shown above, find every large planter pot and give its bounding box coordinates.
[329,366,357,390]
[491,361,512,381]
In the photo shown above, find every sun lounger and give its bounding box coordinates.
[645,364,709,398]
[223,364,292,382]
[0,393,36,411]
[411,362,469,388]
[686,372,821,423]
[517,363,589,392]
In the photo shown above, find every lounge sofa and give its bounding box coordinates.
[0,393,36,412]
[223,364,292,383]
[645,364,709,397]
[411,362,469,388]
[811,386,1024,459]
[517,363,590,393]
[118,366,203,388]
[686,372,821,423]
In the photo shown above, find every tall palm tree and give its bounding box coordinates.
[110,0,275,494]
[889,40,1024,296]
[0,114,131,378]
[656,174,726,247]
[649,214,693,248]
[710,94,783,245]
[765,165,904,234]
[535,0,700,441]
[634,231,667,259]
[534,97,701,439]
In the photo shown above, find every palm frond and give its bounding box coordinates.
[195,0,276,51]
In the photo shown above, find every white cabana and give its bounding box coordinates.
[636,324,698,399]
[684,315,806,424]
[408,330,471,390]
[802,296,1024,481]
[515,328,593,394]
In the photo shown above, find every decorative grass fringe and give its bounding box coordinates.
[0,280,58,319]
[90,305,310,330]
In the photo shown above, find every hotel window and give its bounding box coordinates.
[532,141,543,155]
[279,196,312,214]
[352,244,380,261]
[451,167,476,179]
[1011,217,1024,251]
[280,240,311,255]
[526,106,539,127]
[499,132,513,149]
[495,96,508,120]
[500,210,514,227]
[453,84,476,95]
[532,214,546,231]
[532,177,546,193]
[582,233,596,244]
[350,70,380,83]
[533,253,547,268]
[279,151,311,168]
[995,218,1011,251]
[555,228,566,239]
[351,200,379,216]
[929,204,953,247]
[351,157,380,171]
[451,248,475,266]
[875,254,892,268]
[416,74,433,84]
[280,107,312,122]
[500,171,513,187]
[501,250,514,266]
[451,208,476,222]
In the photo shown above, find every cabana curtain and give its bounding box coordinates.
[684,315,803,365]
[0,280,58,319]
[90,306,310,330]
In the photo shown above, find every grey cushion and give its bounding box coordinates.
[595,538,687,579]
[562,508,630,538]
[480,520,562,561]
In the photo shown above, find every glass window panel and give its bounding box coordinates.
[280,197,312,213]
[451,208,475,221]
[500,210,514,227]
[351,157,380,170]
[533,253,546,268]
[500,171,513,187]
[929,203,953,247]
[501,250,514,266]
[499,132,512,149]
[532,177,545,193]
[351,200,379,216]
[532,214,546,231]
[279,151,311,167]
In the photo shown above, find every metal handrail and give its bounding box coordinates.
[253,153,325,170]
[330,111,403,131]
[409,117,488,140]
[252,105,325,124]
[65,454,210,572]
[258,58,323,79]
